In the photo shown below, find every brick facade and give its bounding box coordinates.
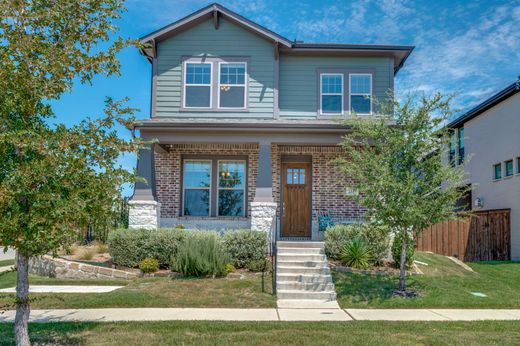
[272,145,366,224]
[154,143,365,227]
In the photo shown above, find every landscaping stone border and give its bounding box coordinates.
[29,255,138,280]
[330,263,422,276]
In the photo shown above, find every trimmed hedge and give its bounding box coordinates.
[325,223,390,265]
[107,228,186,268]
[222,229,267,268]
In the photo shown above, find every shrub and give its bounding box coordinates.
[78,247,95,261]
[139,258,160,273]
[225,263,236,273]
[392,233,415,269]
[92,240,109,254]
[107,228,186,268]
[172,232,230,278]
[325,224,390,265]
[222,230,267,268]
[246,258,269,272]
[341,238,373,269]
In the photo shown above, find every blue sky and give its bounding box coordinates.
[50,0,520,195]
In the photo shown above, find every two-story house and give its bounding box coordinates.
[447,77,520,260]
[129,3,414,242]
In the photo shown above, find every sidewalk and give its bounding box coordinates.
[1,308,520,322]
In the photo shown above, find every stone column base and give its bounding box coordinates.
[128,200,161,230]
[251,202,277,234]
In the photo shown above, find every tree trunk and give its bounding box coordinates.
[398,234,407,292]
[15,252,31,346]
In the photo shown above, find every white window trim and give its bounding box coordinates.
[217,61,248,110]
[504,159,514,177]
[216,159,246,217]
[349,73,373,115]
[183,61,213,109]
[182,159,212,216]
[319,73,343,116]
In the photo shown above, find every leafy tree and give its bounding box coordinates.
[0,1,140,344]
[337,94,467,294]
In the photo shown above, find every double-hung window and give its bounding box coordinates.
[219,63,247,109]
[505,160,513,177]
[320,74,343,115]
[349,74,372,115]
[494,163,502,180]
[449,130,456,166]
[217,161,246,216]
[184,63,212,108]
[183,160,211,216]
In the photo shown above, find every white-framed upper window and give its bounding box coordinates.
[320,73,343,115]
[182,160,212,216]
[217,160,246,216]
[349,73,372,115]
[183,62,212,108]
[218,62,247,109]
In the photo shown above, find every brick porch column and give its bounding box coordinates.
[128,144,160,230]
[251,142,277,234]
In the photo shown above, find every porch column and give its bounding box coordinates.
[251,142,277,234]
[128,144,161,230]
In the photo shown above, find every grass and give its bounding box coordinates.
[0,272,275,309]
[1,321,520,345]
[334,252,520,309]
[0,260,14,267]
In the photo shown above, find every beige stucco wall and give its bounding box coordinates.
[464,93,520,259]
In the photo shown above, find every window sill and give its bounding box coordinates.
[492,178,502,182]
[179,216,248,221]
[503,176,513,180]
[179,108,249,113]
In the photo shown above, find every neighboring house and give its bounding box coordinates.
[447,77,520,260]
[129,3,414,241]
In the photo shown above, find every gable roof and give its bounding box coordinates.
[447,77,520,128]
[139,3,414,75]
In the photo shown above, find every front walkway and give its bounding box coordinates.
[2,308,520,322]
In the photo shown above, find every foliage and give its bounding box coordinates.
[325,224,390,265]
[172,232,230,278]
[139,258,160,274]
[392,233,415,269]
[77,248,96,261]
[222,230,267,268]
[108,228,186,268]
[341,238,373,269]
[246,258,270,273]
[337,93,467,291]
[92,241,109,254]
[225,263,236,273]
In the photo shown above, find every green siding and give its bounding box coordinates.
[155,18,275,118]
[279,56,392,119]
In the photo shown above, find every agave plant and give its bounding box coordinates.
[341,238,373,269]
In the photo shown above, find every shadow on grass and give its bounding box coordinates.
[0,322,99,345]
[332,271,423,306]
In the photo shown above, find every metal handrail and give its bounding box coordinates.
[269,210,278,295]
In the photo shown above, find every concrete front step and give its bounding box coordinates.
[276,273,332,284]
[277,266,330,275]
[277,241,324,248]
[276,260,326,268]
[276,281,335,291]
[277,254,326,262]
[277,247,324,255]
[277,290,337,300]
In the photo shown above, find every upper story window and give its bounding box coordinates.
[449,130,456,166]
[320,74,343,115]
[457,126,465,165]
[219,63,247,109]
[350,74,372,115]
[505,159,513,177]
[184,63,212,108]
[494,163,502,180]
[517,157,520,174]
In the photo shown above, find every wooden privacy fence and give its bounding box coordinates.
[416,209,511,262]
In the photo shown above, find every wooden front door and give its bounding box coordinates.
[281,162,311,238]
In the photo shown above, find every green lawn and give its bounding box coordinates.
[0,272,276,309]
[334,252,520,309]
[0,260,14,267]
[1,321,520,345]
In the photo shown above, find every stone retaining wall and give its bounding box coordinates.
[29,255,138,280]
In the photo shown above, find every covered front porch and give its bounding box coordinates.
[129,120,365,240]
